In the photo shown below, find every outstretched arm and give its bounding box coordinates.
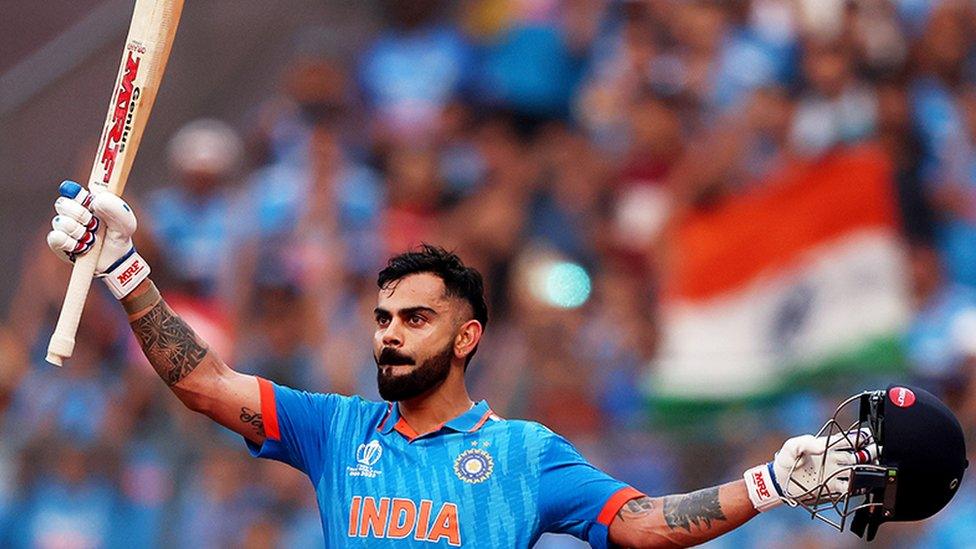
[121,279,265,444]
[606,430,873,548]
[609,480,757,548]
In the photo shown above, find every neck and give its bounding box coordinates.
[396,366,472,435]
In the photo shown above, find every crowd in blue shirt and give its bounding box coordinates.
[3,0,976,546]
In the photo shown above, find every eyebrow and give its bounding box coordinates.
[373,306,439,317]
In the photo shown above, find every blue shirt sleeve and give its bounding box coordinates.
[244,378,344,481]
[537,429,644,548]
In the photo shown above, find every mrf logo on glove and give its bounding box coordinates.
[752,470,772,499]
[116,257,147,286]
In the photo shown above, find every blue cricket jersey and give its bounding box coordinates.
[246,378,643,548]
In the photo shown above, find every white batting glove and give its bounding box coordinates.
[744,430,877,512]
[47,180,150,299]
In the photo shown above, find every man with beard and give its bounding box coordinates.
[47,184,872,547]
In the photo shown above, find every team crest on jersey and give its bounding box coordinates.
[348,440,383,478]
[454,448,493,483]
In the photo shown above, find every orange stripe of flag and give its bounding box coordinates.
[665,145,896,301]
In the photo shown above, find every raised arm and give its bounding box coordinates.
[608,481,756,548]
[121,279,265,444]
[47,182,265,444]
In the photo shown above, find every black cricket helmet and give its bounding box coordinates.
[784,384,968,541]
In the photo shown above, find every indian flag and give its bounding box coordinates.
[651,146,910,400]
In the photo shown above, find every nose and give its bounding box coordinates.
[381,318,403,347]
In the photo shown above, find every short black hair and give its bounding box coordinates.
[378,245,489,363]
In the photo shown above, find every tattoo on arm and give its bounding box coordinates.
[616,496,656,522]
[131,300,209,386]
[663,487,727,533]
[240,407,265,437]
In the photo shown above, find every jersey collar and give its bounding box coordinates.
[445,400,493,432]
[378,400,495,441]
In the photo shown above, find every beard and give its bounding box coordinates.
[375,342,454,402]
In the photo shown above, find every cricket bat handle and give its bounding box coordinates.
[46,229,106,366]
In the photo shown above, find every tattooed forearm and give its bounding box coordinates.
[240,407,265,437]
[617,496,656,522]
[131,300,209,386]
[663,487,727,533]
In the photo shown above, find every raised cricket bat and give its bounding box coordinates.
[46,0,184,366]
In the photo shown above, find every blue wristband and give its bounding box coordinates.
[767,461,785,497]
[103,246,137,273]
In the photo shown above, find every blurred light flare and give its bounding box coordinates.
[532,260,592,309]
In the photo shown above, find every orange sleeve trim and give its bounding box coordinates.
[597,486,645,526]
[257,377,281,441]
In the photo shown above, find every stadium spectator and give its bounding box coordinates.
[359,0,474,141]
[142,119,245,300]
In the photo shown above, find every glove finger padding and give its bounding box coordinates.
[47,219,96,261]
[54,196,96,228]
[854,442,878,465]
[823,428,874,452]
[52,215,88,241]
[47,230,81,263]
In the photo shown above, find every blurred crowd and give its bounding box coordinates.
[3,0,976,546]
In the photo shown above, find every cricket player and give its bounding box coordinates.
[47,181,868,547]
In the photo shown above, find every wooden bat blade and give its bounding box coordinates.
[46,0,184,366]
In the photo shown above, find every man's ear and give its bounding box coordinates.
[455,319,483,360]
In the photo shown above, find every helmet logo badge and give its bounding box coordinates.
[888,387,916,408]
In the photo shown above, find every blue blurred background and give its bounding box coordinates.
[1,0,975,547]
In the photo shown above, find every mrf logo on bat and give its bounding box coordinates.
[98,41,145,185]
